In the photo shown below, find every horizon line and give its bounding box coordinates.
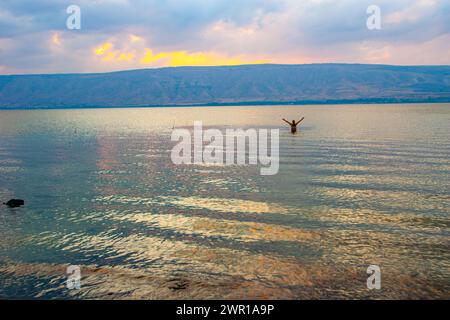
[2,62,450,77]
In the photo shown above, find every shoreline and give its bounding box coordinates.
[1,100,449,111]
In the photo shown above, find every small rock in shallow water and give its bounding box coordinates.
[3,199,25,208]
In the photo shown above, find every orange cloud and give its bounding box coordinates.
[118,53,134,61]
[129,34,142,43]
[51,33,61,46]
[94,42,113,56]
[93,38,269,67]
[94,42,135,62]
[140,48,268,67]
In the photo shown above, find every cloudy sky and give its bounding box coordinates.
[0,0,449,74]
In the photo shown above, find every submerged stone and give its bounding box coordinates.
[3,199,25,208]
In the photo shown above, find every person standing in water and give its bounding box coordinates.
[282,117,305,134]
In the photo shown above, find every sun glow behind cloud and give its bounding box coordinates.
[0,0,449,74]
[93,39,269,67]
[139,49,268,67]
[51,33,61,46]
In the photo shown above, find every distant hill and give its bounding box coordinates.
[0,64,449,109]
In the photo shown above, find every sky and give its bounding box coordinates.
[0,0,449,74]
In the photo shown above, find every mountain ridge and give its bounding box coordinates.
[1,63,449,109]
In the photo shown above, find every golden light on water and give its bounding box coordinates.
[0,105,448,299]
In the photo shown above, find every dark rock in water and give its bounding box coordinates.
[3,199,25,208]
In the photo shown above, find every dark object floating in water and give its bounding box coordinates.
[3,199,25,208]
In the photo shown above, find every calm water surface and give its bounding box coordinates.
[0,104,449,299]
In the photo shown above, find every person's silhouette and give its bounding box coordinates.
[282,117,304,134]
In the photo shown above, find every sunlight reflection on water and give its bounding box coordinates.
[0,104,449,299]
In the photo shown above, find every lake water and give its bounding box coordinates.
[0,104,449,299]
